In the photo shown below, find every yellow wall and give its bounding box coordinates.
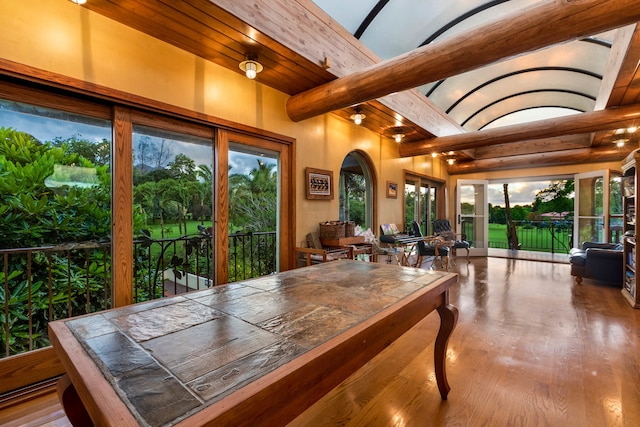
[0,0,619,245]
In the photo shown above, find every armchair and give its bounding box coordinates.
[411,221,450,270]
[569,242,623,285]
[432,219,470,263]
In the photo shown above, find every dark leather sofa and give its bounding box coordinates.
[569,242,623,286]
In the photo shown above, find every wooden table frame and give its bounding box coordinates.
[49,261,458,427]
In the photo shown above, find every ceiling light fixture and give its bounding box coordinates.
[447,158,455,165]
[612,127,638,148]
[70,0,87,4]
[350,108,365,125]
[239,54,263,80]
[390,126,405,143]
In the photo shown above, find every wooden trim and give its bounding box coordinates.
[215,129,229,285]
[130,110,215,139]
[0,347,63,396]
[401,103,640,157]
[112,106,134,307]
[224,131,296,273]
[0,78,112,120]
[48,322,139,426]
[0,376,59,410]
[0,58,294,146]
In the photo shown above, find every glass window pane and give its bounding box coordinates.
[228,144,279,281]
[132,125,213,300]
[404,180,417,231]
[0,98,112,356]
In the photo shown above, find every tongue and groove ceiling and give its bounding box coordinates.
[79,0,640,173]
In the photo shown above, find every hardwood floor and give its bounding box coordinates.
[288,257,639,426]
[2,257,638,426]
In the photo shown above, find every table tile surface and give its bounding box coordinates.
[65,260,447,426]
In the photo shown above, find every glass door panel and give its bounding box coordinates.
[610,174,623,243]
[132,125,214,298]
[405,175,441,235]
[574,170,609,245]
[404,179,417,233]
[457,180,489,256]
[228,144,279,281]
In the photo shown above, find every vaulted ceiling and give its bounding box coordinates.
[81,0,640,173]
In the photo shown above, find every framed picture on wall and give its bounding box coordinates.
[306,167,333,200]
[386,181,398,199]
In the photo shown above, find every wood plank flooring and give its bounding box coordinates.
[288,256,639,426]
[2,257,638,427]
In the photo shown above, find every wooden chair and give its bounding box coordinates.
[294,232,354,267]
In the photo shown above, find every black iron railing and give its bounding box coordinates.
[487,220,573,253]
[1,230,276,358]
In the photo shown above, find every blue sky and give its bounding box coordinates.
[2,99,277,177]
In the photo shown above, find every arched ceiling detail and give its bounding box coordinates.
[312,0,614,131]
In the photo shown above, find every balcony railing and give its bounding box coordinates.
[486,220,574,253]
[1,231,276,358]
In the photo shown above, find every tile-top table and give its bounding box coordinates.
[49,260,458,427]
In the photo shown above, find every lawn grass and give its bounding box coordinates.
[144,220,208,239]
[488,223,571,253]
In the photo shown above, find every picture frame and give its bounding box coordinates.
[386,181,398,199]
[305,167,333,200]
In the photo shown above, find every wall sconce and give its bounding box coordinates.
[350,108,365,125]
[239,54,263,79]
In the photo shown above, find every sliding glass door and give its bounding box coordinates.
[405,174,440,235]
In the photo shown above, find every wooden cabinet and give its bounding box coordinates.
[622,151,639,308]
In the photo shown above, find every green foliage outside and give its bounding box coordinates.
[0,127,118,356]
[1,126,279,357]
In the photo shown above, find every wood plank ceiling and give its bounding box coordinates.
[81,0,640,173]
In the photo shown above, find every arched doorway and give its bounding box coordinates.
[338,151,375,231]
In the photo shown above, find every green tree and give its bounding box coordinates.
[0,127,112,248]
[228,160,277,232]
[0,127,127,356]
[534,180,574,215]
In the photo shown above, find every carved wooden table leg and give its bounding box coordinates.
[435,293,459,400]
[57,373,93,427]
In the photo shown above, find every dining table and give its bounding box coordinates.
[49,259,458,427]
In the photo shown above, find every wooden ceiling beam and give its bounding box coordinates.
[473,135,592,160]
[399,103,640,157]
[286,0,640,122]
[211,0,460,136]
[448,145,632,175]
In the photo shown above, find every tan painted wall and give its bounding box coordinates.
[0,0,620,246]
